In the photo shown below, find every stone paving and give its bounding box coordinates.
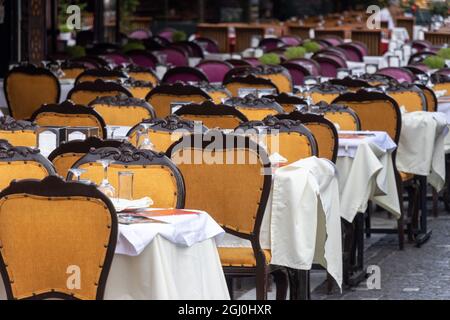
[313,213,450,300]
[235,209,450,300]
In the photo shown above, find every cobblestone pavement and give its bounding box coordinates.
[313,214,450,300]
[234,204,450,300]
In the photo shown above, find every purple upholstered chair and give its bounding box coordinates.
[243,57,262,67]
[194,37,220,54]
[127,50,158,70]
[376,67,417,83]
[281,35,302,46]
[156,48,189,67]
[161,66,209,84]
[313,54,347,78]
[435,68,450,76]
[158,28,175,42]
[411,40,433,52]
[337,43,365,62]
[259,38,284,52]
[196,60,234,83]
[101,52,131,66]
[280,62,312,86]
[319,36,344,47]
[128,29,152,40]
[289,58,321,77]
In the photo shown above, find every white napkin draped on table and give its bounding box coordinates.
[397,111,448,191]
[116,209,225,256]
[270,157,342,288]
[337,131,400,222]
[219,156,343,289]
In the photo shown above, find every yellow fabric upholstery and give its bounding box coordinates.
[310,92,340,104]
[302,123,335,161]
[0,194,112,300]
[0,162,50,190]
[172,148,265,235]
[74,163,179,208]
[225,83,276,97]
[129,130,184,152]
[61,68,85,80]
[259,74,292,93]
[6,73,59,120]
[69,90,125,105]
[128,87,152,99]
[266,132,314,165]
[423,90,436,112]
[400,171,414,181]
[147,94,210,118]
[34,113,104,138]
[208,91,230,104]
[324,111,359,131]
[0,130,37,147]
[235,107,279,121]
[128,72,159,87]
[279,103,298,114]
[219,247,271,267]
[76,75,120,83]
[92,104,152,127]
[337,100,399,141]
[388,91,424,112]
[179,114,243,129]
[52,153,85,179]
[433,83,450,96]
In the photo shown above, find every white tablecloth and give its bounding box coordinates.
[437,100,450,153]
[337,131,400,222]
[106,236,229,300]
[397,112,448,191]
[116,209,224,256]
[220,157,343,289]
[0,211,229,300]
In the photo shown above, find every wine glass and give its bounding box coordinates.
[96,159,115,198]
[69,168,87,182]
[108,126,121,139]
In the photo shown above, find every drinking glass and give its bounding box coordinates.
[69,168,87,182]
[96,159,115,198]
[118,171,134,201]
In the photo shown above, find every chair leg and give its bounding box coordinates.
[272,268,288,300]
[397,210,405,250]
[365,201,372,238]
[326,272,334,294]
[255,265,268,300]
[226,277,234,300]
[432,188,439,217]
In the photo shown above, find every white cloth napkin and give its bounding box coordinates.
[397,111,448,191]
[337,132,400,221]
[338,131,397,158]
[116,209,225,256]
[270,157,343,289]
[111,197,153,212]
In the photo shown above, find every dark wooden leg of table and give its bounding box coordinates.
[415,175,432,247]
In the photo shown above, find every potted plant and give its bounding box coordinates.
[423,55,446,71]
[259,53,281,65]
[285,46,306,60]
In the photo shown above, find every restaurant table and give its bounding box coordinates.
[397,111,448,246]
[0,209,230,300]
[220,156,343,289]
[336,130,398,285]
[337,131,399,223]
[437,98,450,153]
[397,111,448,192]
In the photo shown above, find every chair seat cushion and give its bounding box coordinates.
[399,171,414,181]
[218,247,271,267]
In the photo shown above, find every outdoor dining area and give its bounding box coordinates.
[0,0,450,301]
